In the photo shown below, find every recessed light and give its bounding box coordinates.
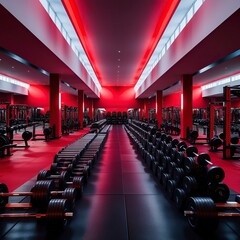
[118,66,120,68]
[118,50,121,53]
[11,66,14,68]
[118,59,120,61]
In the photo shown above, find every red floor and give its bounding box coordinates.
[0,127,89,191]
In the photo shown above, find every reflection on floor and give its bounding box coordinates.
[1,125,240,240]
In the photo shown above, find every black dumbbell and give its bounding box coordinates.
[0,198,73,229]
[184,196,240,232]
[37,170,84,195]
[0,181,76,211]
[178,142,212,167]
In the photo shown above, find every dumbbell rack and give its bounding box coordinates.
[0,126,111,232]
[125,120,237,232]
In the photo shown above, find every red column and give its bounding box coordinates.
[143,99,147,121]
[223,86,231,159]
[78,90,84,129]
[50,73,61,138]
[180,75,193,139]
[88,98,93,122]
[156,90,163,129]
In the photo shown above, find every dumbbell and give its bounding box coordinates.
[37,170,70,190]
[37,170,84,195]
[50,163,90,179]
[178,142,212,166]
[0,181,76,211]
[0,198,73,229]
[184,196,240,232]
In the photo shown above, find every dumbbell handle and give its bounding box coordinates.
[0,190,68,197]
[0,192,32,197]
[184,210,240,217]
[191,151,213,165]
[0,212,73,218]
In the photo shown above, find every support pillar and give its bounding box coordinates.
[143,99,148,121]
[180,75,193,139]
[78,90,84,129]
[88,98,93,123]
[50,73,61,138]
[156,90,163,129]
[223,86,231,159]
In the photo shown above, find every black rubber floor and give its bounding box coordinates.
[1,125,240,240]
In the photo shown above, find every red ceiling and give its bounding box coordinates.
[62,0,179,87]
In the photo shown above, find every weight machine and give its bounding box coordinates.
[223,85,240,159]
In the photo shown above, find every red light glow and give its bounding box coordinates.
[62,0,101,80]
[134,0,180,82]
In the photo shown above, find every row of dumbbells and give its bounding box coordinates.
[37,132,108,195]
[0,131,109,230]
[125,123,229,207]
[126,122,240,233]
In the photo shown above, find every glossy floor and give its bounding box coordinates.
[1,125,240,240]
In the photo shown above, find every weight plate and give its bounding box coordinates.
[184,157,196,175]
[22,131,33,141]
[197,153,211,167]
[46,199,70,229]
[62,188,77,211]
[37,170,51,181]
[173,188,186,211]
[190,131,199,139]
[166,179,177,199]
[182,176,198,196]
[207,166,225,184]
[31,180,55,210]
[168,162,177,177]
[165,135,172,144]
[219,132,224,140]
[211,138,222,150]
[0,183,9,209]
[186,146,198,158]
[186,197,218,232]
[162,173,171,191]
[72,177,84,197]
[207,183,230,203]
[171,138,179,147]
[157,166,164,184]
[173,167,185,186]
[178,141,187,152]
[175,151,185,167]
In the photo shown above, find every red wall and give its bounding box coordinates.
[163,92,181,108]
[61,93,78,107]
[94,86,142,112]
[27,85,49,114]
[162,86,210,109]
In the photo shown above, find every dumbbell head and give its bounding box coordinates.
[0,183,9,209]
[31,180,55,210]
[207,182,230,203]
[185,197,219,232]
[50,163,73,174]
[22,131,33,141]
[178,142,187,151]
[207,166,225,184]
[62,188,77,211]
[186,146,211,167]
[171,138,179,147]
[46,199,71,229]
